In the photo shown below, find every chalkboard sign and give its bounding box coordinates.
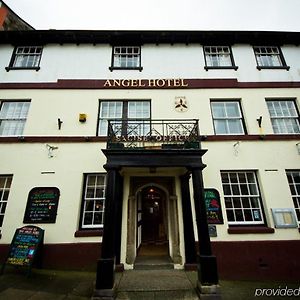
[23,187,60,223]
[1,226,44,275]
[204,188,224,224]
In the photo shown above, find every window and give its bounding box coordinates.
[221,171,264,225]
[110,46,142,71]
[203,46,237,70]
[0,101,30,136]
[211,101,245,135]
[6,46,43,71]
[98,100,150,136]
[0,175,13,232]
[80,174,106,229]
[286,170,300,223]
[253,46,289,70]
[266,100,300,134]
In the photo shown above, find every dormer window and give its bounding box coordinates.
[253,46,290,70]
[203,46,238,70]
[109,46,142,71]
[6,46,43,71]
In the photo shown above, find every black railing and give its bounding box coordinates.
[107,119,200,149]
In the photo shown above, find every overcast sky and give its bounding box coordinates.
[4,0,300,31]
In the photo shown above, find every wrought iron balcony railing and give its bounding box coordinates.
[107,119,200,149]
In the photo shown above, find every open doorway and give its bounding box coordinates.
[137,185,169,257]
[126,176,182,268]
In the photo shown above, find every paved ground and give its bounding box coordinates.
[0,267,299,299]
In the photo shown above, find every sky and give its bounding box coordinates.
[3,0,300,31]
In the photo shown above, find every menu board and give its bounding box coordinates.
[204,188,224,224]
[23,187,60,223]
[6,226,44,267]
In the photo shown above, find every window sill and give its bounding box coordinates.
[204,66,238,71]
[256,66,290,71]
[109,66,143,72]
[228,226,275,234]
[5,66,40,72]
[74,229,103,237]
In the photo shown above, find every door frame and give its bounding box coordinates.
[125,177,182,266]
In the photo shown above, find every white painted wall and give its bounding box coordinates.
[1,43,300,82]
[0,87,299,247]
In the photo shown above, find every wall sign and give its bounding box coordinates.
[23,187,60,223]
[1,226,44,275]
[204,188,224,224]
[103,78,189,88]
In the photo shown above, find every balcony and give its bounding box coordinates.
[107,119,200,150]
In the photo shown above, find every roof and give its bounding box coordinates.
[0,30,300,45]
[0,0,34,30]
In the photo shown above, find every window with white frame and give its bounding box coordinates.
[203,46,237,70]
[98,100,150,136]
[81,174,106,229]
[0,175,13,232]
[266,100,300,134]
[253,46,289,70]
[110,46,142,70]
[7,46,43,70]
[211,101,245,134]
[286,170,300,223]
[0,101,30,136]
[221,171,265,225]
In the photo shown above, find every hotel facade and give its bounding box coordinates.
[0,30,300,283]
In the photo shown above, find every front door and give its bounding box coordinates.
[142,189,163,243]
[137,186,168,256]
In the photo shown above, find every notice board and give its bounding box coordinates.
[23,187,60,223]
[3,225,44,272]
[204,188,224,224]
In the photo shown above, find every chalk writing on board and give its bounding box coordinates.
[6,226,44,267]
[23,187,60,223]
[204,189,224,224]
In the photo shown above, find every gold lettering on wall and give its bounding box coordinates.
[102,79,189,88]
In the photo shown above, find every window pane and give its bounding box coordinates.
[211,101,244,135]
[226,103,240,117]
[211,103,226,118]
[0,102,30,136]
[254,46,283,67]
[81,174,106,228]
[12,46,42,68]
[227,120,243,134]
[221,171,264,224]
[0,175,12,229]
[214,120,227,134]
[113,46,140,68]
[267,100,300,134]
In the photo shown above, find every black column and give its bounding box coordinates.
[95,167,121,293]
[115,173,123,265]
[180,173,197,264]
[191,168,219,285]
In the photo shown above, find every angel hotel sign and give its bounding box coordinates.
[103,78,189,88]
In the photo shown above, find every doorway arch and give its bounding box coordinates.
[136,184,168,256]
[126,177,182,266]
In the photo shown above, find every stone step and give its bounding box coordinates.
[134,263,174,270]
[116,290,199,299]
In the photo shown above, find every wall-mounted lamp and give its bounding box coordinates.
[296,143,300,155]
[256,116,263,128]
[233,141,240,156]
[79,113,87,123]
[58,118,63,130]
[46,144,58,158]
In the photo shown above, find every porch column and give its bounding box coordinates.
[93,166,121,299]
[191,167,219,286]
[180,173,197,264]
